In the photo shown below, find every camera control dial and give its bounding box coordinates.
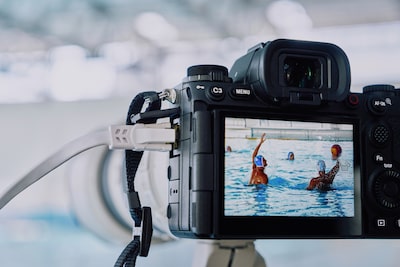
[363,84,396,95]
[373,170,400,210]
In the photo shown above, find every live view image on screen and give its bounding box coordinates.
[224,117,355,217]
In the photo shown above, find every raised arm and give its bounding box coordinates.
[252,133,266,167]
[325,160,340,184]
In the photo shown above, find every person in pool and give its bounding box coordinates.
[306,160,340,190]
[306,144,342,190]
[287,151,295,160]
[249,133,268,185]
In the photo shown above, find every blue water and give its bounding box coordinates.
[224,138,354,217]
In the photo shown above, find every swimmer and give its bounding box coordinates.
[287,151,295,160]
[249,133,268,185]
[306,159,340,190]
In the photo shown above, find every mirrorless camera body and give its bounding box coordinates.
[166,39,400,239]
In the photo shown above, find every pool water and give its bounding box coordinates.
[224,138,354,217]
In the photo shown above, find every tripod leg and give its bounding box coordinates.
[192,240,267,267]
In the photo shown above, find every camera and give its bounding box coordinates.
[166,39,400,239]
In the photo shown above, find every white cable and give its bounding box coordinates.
[0,129,109,209]
[108,121,175,151]
[0,122,175,209]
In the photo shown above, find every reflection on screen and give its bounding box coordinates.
[224,117,354,217]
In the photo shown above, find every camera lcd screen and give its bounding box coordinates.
[224,117,355,218]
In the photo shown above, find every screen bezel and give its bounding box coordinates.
[215,110,362,238]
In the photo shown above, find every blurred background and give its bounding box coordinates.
[0,0,399,266]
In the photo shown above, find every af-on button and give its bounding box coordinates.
[363,84,395,115]
[370,98,388,115]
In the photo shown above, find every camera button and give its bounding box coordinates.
[370,124,390,146]
[167,205,172,219]
[231,87,252,99]
[207,86,225,101]
[347,94,359,106]
[377,218,387,227]
[373,153,385,163]
[369,98,388,115]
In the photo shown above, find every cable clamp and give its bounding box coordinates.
[144,88,177,105]
[108,119,175,151]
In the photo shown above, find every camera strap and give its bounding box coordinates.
[114,91,161,267]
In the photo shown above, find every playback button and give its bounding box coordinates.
[377,218,386,227]
[376,218,400,230]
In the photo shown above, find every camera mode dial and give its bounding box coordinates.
[186,65,231,82]
[186,65,232,102]
[372,170,400,210]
